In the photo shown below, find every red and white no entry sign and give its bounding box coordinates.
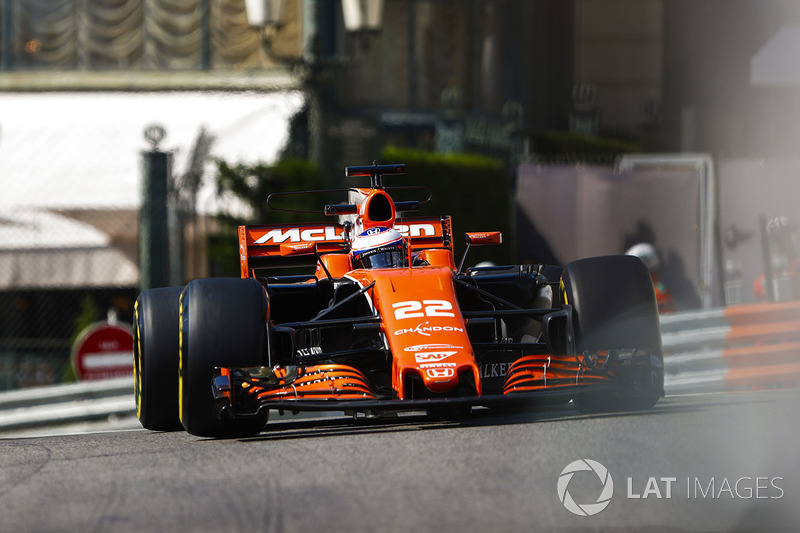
[71,322,134,381]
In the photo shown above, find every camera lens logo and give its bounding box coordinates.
[557,459,614,516]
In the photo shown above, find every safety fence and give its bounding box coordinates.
[2,302,800,435]
[661,301,800,393]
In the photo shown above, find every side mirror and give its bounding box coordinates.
[458,231,503,273]
[466,232,503,246]
[325,204,358,216]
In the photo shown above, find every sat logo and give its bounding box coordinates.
[414,351,456,363]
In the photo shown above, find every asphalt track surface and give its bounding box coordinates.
[1,389,798,532]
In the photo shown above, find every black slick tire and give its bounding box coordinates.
[133,286,184,431]
[561,255,664,413]
[179,278,270,438]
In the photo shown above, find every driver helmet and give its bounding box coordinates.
[625,242,660,271]
[351,227,407,269]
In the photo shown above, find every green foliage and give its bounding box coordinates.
[71,294,101,345]
[380,146,511,265]
[380,146,505,171]
[214,157,325,225]
[209,157,325,276]
[205,229,241,278]
[531,130,643,164]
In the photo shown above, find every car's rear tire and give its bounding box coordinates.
[133,286,184,431]
[561,255,664,413]
[179,278,270,437]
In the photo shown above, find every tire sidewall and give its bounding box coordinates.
[134,286,184,431]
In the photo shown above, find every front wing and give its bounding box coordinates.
[209,350,650,420]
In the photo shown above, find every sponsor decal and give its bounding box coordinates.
[425,368,455,379]
[419,362,457,369]
[361,227,388,236]
[296,347,323,357]
[253,223,440,245]
[479,362,509,378]
[404,344,463,352]
[254,226,343,244]
[414,351,457,363]
[394,322,465,337]
[395,223,437,238]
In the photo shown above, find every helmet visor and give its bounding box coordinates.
[354,245,405,269]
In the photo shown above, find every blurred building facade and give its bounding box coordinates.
[660,0,800,157]
[5,0,800,156]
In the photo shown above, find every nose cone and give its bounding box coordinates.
[403,344,466,394]
[364,267,482,399]
[393,327,478,398]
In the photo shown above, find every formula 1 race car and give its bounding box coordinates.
[133,164,664,437]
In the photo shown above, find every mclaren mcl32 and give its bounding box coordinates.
[133,164,663,437]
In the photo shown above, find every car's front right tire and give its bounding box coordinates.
[561,255,664,413]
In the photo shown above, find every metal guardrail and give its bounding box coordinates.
[662,301,800,393]
[660,309,732,392]
[0,377,134,434]
[2,301,799,435]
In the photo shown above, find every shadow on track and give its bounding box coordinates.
[225,397,700,444]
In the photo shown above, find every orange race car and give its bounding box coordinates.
[133,164,664,437]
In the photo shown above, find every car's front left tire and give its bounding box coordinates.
[133,286,185,431]
[179,278,270,438]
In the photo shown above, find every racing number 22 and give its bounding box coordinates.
[392,300,455,320]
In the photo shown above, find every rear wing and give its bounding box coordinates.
[238,222,346,277]
[238,216,453,278]
[400,215,452,253]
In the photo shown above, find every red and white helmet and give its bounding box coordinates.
[351,227,406,269]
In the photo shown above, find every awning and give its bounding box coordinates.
[0,247,139,290]
[0,91,305,211]
[0,90,305,289]
[0,208,137,289]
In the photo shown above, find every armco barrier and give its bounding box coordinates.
[0,377,134,434]
[661,300,800,393]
